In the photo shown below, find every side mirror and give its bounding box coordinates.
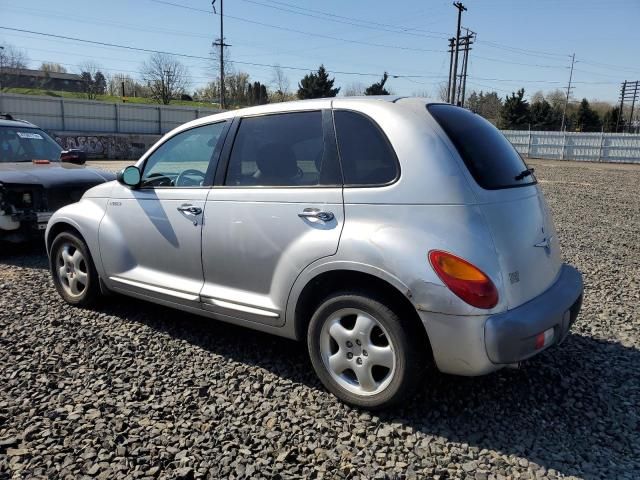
[117,165,142,188]
[60,149,87,165]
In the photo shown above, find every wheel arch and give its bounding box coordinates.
[46,220,86,254]
[290,266,431,356]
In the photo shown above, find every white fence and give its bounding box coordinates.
[502,130,640,164]
[0,93,221,135]
[2,93,640,163]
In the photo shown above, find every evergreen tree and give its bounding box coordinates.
[498,88,531,130]
[297,65,340,99]
[575,98,602,132]
[246,83,254,105]
[467,90,503,125]
[93,71,107,95]
[259,84,268,104]
[530,99,562,131]
[364,72,390,96]
[602,106,622,132]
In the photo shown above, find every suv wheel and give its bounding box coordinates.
[50,232,99,306]
[307,291,422,409]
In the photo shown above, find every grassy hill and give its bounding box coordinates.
[4,87,220,108]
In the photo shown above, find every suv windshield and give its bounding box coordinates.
[427,104,535,189]
[0,126,62,163]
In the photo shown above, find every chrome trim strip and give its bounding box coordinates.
[109,277,199,301]
[201,297,280,318]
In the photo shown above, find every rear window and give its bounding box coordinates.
[427,105,535,189]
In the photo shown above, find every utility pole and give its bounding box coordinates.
[447,38,455,102]
[627,81,639,133]
[617,80,640,133]
[450,2,466,104]
[457,29,475,107]
[616,80,627,133]
[560,53,575,132]
[212,0,230,109]
[0,45,4,92]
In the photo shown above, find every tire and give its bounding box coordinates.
[307,291,424,409]
[50,231,100,306]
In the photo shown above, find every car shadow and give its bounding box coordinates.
[2,246,637,479]
[95,295,638,479]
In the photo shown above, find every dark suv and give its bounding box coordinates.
[0,114,115,243]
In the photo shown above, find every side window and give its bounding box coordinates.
[141,122,226,187]
[334,110,399,186]
[225,111,330,187]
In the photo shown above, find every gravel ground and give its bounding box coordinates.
[1,160,639,479]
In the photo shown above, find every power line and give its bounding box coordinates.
[472,54,569,70]
[236,0,447,40]
[474,40,569,59]
[0,26,446,80]
[149,0,445,54]
[249,0,449,35]
[247,0,574,62]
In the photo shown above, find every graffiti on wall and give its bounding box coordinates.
[53,134,158,160]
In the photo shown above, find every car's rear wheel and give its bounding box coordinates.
[307,291,423,409]
[50,231,99,306]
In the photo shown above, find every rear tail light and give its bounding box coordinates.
[428,250,499,309]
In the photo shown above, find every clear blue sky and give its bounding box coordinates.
[1,0,639,103]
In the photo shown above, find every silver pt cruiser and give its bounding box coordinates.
[46,97,583,409]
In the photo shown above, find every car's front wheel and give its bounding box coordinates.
[307,291,423,409]
[50,231,99,306]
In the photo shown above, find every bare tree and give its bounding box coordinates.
[108,73,144,97]
[194,80,220,103]
[411,89,431,97]
[0,43,29,90]
[76,61,107,99]
[437,82,449,102]
[546,89,566,110]
[344,82,365,97]
[270,64,290,102]
[141,53,189,105]
[0,43,29,69]
[531,90,545,104]
[40,62,67,74]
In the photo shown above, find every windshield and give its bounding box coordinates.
[0,126,63,163]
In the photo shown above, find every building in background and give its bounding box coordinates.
[0,68,85,92]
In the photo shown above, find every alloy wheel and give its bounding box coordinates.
[319,308,397,396]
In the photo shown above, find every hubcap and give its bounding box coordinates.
[320,308,396,396]
[56,243,88,298]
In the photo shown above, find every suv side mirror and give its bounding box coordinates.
[60,149,87,165]
[117,165,142,188]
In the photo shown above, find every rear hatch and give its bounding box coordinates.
[428,104,562,309]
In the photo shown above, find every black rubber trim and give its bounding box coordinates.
[484,264,584,364]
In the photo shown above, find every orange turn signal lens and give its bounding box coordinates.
[429,250,499,309]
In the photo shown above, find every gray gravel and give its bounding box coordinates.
[1,160,639,479]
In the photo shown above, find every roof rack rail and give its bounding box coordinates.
[0,113,15,120]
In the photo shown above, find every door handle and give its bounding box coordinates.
[298,208,334,222]
[177,205,202,215]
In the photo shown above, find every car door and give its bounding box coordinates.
[200,106,344,326]
[100,121,229,307]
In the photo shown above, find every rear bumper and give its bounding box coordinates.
[418,264,583,376]
[485,264,583,364]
